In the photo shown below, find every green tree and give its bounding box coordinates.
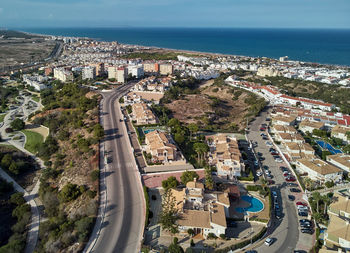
[174,132,185,145]
[159,190,180,234]
[205,166,214,190]
[10,118,25,131]
[325,181,335,188]
[168,118,180,128]
[162,176,179,190]
[93,124,104,140]
[10,192,25,206]
[187,228,195,237]
[58,183,81,203]
[312,192,322,213]
[188,123,199,140]
[193,142,209,166]
[1,154,12,169]
[180,171,199,185]
[9,161,19,175]
[168,237,184,253]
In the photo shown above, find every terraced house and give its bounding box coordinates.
[171,179,230,238]
[206,134,244,178]
[325,190,350,251]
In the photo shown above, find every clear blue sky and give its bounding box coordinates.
[1,0,350,28]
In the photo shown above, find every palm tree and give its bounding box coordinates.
[312,192,322,213]
[304,177,313,191]
[322,195,331,216]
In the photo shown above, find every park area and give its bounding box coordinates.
[21,129,44,154]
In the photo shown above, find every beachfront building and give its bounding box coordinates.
[295,158,343,183]
[53,67,73,83]
[131,102,158,125]
[331,125,350,144]
[170,179,229,238]
[324,190,350,251]
[144,130,178,163]
[327,154,350,173]
[298,120,325,135]
[206,134,244,178]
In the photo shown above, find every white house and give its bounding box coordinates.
[296,158,343,182]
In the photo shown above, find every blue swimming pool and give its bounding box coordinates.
[236,195,264,213]
[143,129,155,134]
[316,140,343,154]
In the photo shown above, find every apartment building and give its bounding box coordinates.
[275,132,305,144]
[298,120,325,134]
[159,63,173,75]
[128,65,144,78]
[131,102,157,125]
[144,130,178,163]
[116,67,127,83]
[331,125,350,144]
[82,66,96,80]
[143,62,159,73]
[327,154,350,173]
[89,62,105,76]
[271,124,298,134]
[53,67,73,82]
[272,115,297,126]
[206,134,243,178]
[285,142,316,161]
[171,179,229,238]
[295,158,343,182]
[325,190,350,251]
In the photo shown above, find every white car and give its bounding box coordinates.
[297,206,308,212]
[265,238,274,246]
[256,171,263,177]
[275,158,283,163]
[266,141,273,146]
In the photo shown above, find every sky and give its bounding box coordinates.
[0,0,350,29]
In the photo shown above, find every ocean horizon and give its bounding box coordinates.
[16,27,350,66]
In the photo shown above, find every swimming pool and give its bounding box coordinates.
[316,140,343,154]
[236,195,264,213]
[143,129,155,134]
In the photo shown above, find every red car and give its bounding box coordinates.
[267,180,275,185]
[286,176,296,182]
[283,171,290,176]
[271,152,279,155]
[260,128,266,131]
[296,201,307,206]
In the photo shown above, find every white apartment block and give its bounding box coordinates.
[53,68,73,83]
[82,66,96,80]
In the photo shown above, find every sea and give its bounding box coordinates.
[17,27,350,66]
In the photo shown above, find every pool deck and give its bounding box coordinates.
[229,192,270,221]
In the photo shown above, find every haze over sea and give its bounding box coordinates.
[19,27,350,66]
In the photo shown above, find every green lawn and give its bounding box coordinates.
[21,130,44,154]
[31,96,40,102]
[0,113,6,123]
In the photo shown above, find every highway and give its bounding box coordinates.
[247,107,300,252]
[86,84,145,253]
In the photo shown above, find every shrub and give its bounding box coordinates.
[190,238,195,247]
[58,183,81,203]
[325,181,335,188]
[207,233,217,240]
[219,234,226,240]
[90,170,99,181]
[10,192,26,206]
[75,217,94,242]
[87,190,97,199]
[10,118,25,131]
[246,185,262,191]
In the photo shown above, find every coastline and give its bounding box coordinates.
[12,29,350,68]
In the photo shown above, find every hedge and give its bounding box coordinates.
[246,185,262,191]
[214,226,267,252]
[143,186,150,227]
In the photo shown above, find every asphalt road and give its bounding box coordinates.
[247,107,300,253]
[89,84,144,253]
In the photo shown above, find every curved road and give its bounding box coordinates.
[247,107,299,253]
[86,84,145,253]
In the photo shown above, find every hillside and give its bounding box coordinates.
[164,76,267,132]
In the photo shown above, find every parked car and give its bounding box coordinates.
[299,219,311,224]
[267,174,273,179]
[263,136,268,140]
[271,151,279,155]
[272,191,277,198]
[286,176,296,182]
[254,161,259,167]
[290,188,301,193]
[265,170,271,175]
[265,238,274,246]
[257,152,263,156]
[275,158,283,163]
[260,127,266,131]
[267,179,275,185]
[297,206,308,212]
[263,165,269,170]
[296,202,307,206]
[256,171,263,177]
[298,211,308,217]
[269,148,276,152]
[300,222,312,228]
[288,183,299,187]
[288,195,295,201]
[259,156,265,161]
[301,228,313,234]
[275,209,282,218]
[283,171,290,176]
[266,141,273,146]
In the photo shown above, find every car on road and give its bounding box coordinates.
[264,238,274,246]
[290,188,301,193]
[288,195,295,201]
